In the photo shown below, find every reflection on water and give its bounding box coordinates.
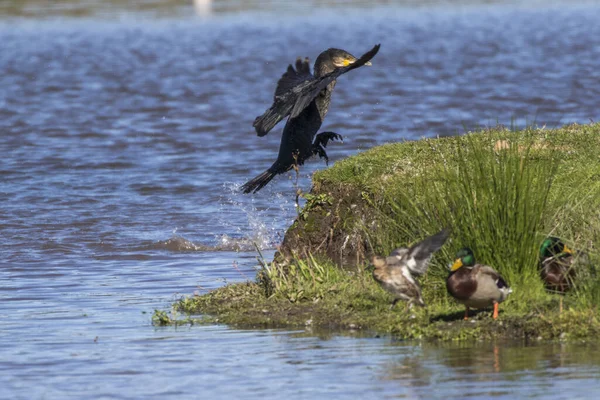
[2,0,600,398]
[380,341,600,398]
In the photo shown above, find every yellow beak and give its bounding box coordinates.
[342,59,360,67]
[451,259,463,272]
[563,244,574,255]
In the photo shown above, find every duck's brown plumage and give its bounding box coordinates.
[371,229,450,308]
[446,248,512,319]
[446,267,477,301]
[372,256,425,307]
[447,264,510,309]
[540,254,575,293]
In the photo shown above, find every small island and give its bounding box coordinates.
[156,123,600,341]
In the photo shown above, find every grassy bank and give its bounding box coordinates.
[157,123,600,340]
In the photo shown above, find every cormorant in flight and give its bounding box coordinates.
[241,44,380,194]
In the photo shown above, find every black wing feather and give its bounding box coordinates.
[496,276,510,289]
[253,44,380,137]
[274,58,313,98]
[253,58,314,137]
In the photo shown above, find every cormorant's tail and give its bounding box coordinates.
[241,170,276,194]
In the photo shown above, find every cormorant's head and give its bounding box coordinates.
[314,48,369,77]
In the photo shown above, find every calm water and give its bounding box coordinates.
[2,1,600,398]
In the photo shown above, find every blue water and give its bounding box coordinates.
[2,1,600,398]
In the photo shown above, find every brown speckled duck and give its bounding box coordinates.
[446,248,512,320]
[372,229,450,308]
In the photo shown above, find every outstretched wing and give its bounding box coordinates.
[275,57,313,98]
[253,44,380,137]
[399,228,450,276]
[253,58,315,137]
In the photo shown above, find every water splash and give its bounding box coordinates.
[219,181,296,251]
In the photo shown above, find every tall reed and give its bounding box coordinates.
[371,130,563,305]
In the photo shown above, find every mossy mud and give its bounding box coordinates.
[158,272,600,342]
[158,124,600,341]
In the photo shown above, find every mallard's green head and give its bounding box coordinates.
[540,237,573,258]
[451,247,475,271]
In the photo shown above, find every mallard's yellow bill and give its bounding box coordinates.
[451,259,463,271]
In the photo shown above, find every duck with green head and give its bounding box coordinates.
[446,248,512,320]
[539,237,576,293]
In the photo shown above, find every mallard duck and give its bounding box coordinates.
[539,237,576,293]
[371,229,449,308]
[446,248,512,320]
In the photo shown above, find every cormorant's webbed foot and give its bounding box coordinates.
[312,131,343,165]
[314,131,343,148]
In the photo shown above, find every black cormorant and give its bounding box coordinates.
[241,44,380,194]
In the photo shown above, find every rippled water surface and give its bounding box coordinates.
[2,1,600,398]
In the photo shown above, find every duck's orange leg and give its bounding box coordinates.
[492,302,499,319]
[463,307,470,320]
